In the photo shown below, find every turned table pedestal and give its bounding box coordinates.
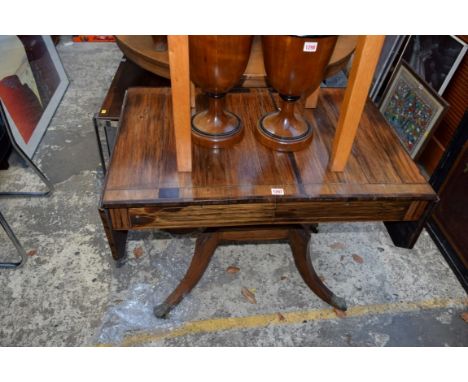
[99,87,436,318]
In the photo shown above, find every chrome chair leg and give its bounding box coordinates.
[93,114,107,175]
[0,210,27,269]
[0,132,54,198]
[0,105,53,268]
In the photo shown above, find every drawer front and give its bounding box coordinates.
[275,200,424,222]
[108,200,428,230]
[128,203,276,229]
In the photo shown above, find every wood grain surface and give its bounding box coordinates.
[101,87,435,228]
[262,36,337,96]
[115,35,170,78]
[167,35,192,172]
[330,35,385,172]
[115,35,358,87]
[189,36,252,148]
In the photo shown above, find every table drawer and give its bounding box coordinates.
[108,200,428,230]
[275,200,426,222]
[125,203,276,229]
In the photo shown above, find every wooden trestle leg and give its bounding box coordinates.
[154,225,347,318]
[154,231,220,318]
[288,227,347,311]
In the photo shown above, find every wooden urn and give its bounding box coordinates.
[256,35,338,151]
[189,36,253,149]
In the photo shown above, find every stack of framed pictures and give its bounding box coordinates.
[0,35,69,159]
[402,35,467,95]
[377,35,467,160]
[369,35,408,103]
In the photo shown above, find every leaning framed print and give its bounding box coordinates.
[401,35,467,95]
[379,61,448,159]
[370,35,408,103]
[0,35,69,158]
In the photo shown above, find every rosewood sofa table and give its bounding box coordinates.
[99,87,436,318]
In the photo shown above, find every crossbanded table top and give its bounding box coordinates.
[102,87,435,208]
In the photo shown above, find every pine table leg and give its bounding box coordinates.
[330,35,384,172]
[168,35,192,172]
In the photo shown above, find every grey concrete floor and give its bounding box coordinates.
[0,41,467,347]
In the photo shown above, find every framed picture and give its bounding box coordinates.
[379,61,448,159]
[0,35,68,158]
[370,35,408,103]
[402,35,467,95]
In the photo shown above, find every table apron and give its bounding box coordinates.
[107,200,430,230]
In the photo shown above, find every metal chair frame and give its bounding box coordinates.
[0,105,53,269]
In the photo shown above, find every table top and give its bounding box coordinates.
[102,87,435,209]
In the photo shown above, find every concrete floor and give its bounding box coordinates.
[0,41,467,346]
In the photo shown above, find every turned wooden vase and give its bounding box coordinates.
[256,35,337,152]
[189,35,253,148]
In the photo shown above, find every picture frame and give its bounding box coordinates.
[379,61,448,159]
[0,35,69,158]
[401,35,467,95]
[370,35,408,103]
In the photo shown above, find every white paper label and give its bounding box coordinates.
[303,41,318,52]
[271,188,285,195]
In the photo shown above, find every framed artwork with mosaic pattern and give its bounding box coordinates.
[379,61,448,159]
